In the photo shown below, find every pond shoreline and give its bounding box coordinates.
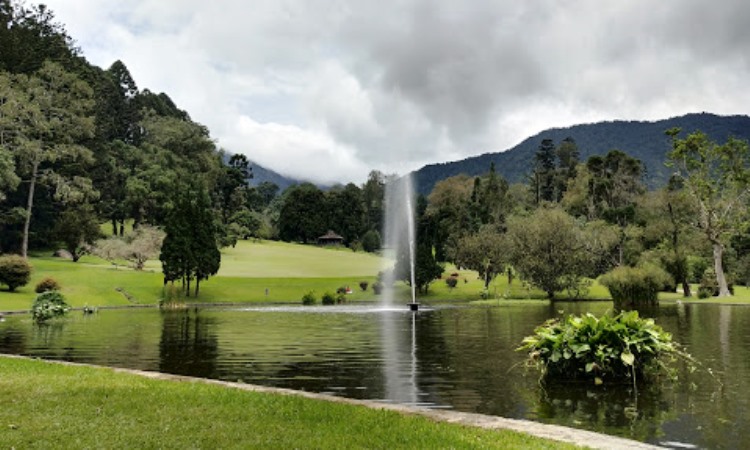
[0,354,659,450]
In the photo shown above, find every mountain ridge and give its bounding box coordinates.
[412,112,750,195]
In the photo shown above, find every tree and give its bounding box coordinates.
[326,183,365,246]
[160,184,221,297]
[0,2,77,74]
[5,62,95,257]
[53,204,101,262]
[93,225,165,270]
[455,225,505,289]
[667,129,750,297]
[277,183,327,243]
[531,138,556,204]
[505,207,590,299]
[362,170,385,232]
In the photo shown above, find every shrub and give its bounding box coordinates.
[361,230,381,253]
[372,281,383,295]
[0,254,32,292]
[359,281,369,292]
[698,268,733,298]
[31,291,70,323]
[336,293,346,304]
[517,311,692,385]
[321,292,336,305]
[599,265,672,310]
[302,291,317,305]
[445,277,458,289]
[35,277,61,293]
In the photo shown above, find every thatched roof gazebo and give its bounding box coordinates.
[317,230,344,246]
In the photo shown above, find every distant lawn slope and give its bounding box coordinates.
[219,240,384,278]
[0,241,386,311]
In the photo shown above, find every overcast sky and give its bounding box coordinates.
[42,0,750,185]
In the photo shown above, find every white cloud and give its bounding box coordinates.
[43,0,750,185]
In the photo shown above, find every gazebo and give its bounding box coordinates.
[317,230,344,246]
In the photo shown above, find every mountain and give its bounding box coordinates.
[248,161,302,191]
[413,113,750,195]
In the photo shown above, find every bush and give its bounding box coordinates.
[698,268,733,298]
[31,291,70,323]
[35,277,61,293]
[359,281,369,292]
[518,311,692,385]
[688,256,710,284]
[321,291,336,305]
[0,254,32,292]
[445,277,458,289]
[372,281,383,295]
[336,293,346,304]
[361,230,381,253]
[599,265,672,310]
[302,291,317,305]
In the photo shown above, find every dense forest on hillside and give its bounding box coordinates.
[413,113,750,195]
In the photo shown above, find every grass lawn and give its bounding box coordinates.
[0,357,577,449]
[5,239,749,312]
[0,240,386,311]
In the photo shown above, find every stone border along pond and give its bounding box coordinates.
[4,355,660,450]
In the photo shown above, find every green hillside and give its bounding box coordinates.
[414,112,750,194]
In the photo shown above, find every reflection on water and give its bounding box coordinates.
[0,302,749,448]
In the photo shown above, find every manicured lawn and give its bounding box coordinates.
[219,240,384,278]
[0,357,577,449]
[0,241,385,311]
[5,239,749,312]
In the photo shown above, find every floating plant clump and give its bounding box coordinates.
[517,311,695,385]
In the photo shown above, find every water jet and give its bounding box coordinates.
[382,174,418,311]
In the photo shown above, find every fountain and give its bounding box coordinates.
[382,174,418,311]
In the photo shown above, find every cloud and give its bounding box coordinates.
[43,0,750,185]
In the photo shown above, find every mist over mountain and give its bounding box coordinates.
[412,113,750,195]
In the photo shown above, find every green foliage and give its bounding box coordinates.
[372,281,383,295]
[361,229,381,253]
[599,265,672,309]
[505,207,591,299]
[414,113,750,196]
[301,291,317,305]
[0,254,31,291]
[518,311,691,384]
[34,277,60,293]
[445,277,458,289]
[321,291,335,305]
[160,184,221,297]
[359,281,369,291]
[31,290,70,323]
[454,225,505,289]
[667,129,750,297]
[336,293,346,304]
[698,268,733,298]
[53,204,101,262]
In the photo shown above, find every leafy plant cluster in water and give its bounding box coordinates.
[31,291,70,323]
[517,311,693,385]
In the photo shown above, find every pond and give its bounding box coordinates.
[0,301,748,449]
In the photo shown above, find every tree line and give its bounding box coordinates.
[417,133,750,299]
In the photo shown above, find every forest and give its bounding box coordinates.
[2,1,750,303]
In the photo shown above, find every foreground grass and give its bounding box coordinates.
[0,357,576,450]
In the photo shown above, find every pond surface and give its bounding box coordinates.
[0,301,748,449]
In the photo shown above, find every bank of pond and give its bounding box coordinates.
[0,301,748,449]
